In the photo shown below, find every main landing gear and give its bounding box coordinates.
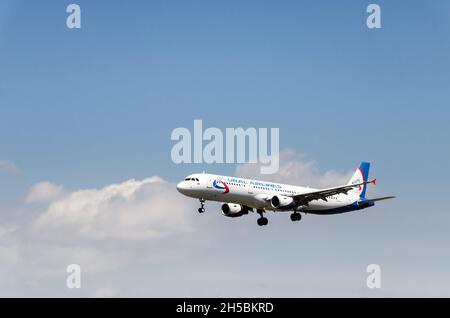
[257,209,268,226]
[290,212,302,222]
[198,199,205,213]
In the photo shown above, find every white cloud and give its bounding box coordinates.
[26,181,64,203]
[0,176,198,296]
[32,176,196,240]
[0,160,17,172]
[31,244,121,277]
[0,156,447,297]
[235,149,353,188]
[0,226,20,268]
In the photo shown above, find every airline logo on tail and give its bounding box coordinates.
[348,162,372,199]
[355,167,365,190]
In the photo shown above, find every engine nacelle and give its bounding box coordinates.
[271,195,295,209]
[221,203,249,218]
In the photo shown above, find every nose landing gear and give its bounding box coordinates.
[198,199,205,213]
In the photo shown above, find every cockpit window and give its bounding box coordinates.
[185,177,199,182]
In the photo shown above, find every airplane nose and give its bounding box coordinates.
[176,182,184,193]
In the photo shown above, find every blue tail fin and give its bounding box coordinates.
[347,162,370,199]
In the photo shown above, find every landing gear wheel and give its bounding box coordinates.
[198,199,205,213]
[256,209,268,226]
[257,217,268,226]
[290,213,302,222]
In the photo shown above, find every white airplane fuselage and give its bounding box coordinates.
[176,173,364,215]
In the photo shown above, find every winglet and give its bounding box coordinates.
[371,179,377,185]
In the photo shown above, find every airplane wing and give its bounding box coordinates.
[290,179,376,206]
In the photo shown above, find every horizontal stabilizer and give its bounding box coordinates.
[360,196,396,203]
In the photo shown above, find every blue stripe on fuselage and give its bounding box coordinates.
[302,201,375,215]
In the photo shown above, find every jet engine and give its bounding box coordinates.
[221,203,249,217]
[271,195,295,209]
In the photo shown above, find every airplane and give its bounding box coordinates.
[176,162,395,226]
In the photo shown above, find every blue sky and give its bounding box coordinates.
[1,0,450,297]
[1,0,449,186]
